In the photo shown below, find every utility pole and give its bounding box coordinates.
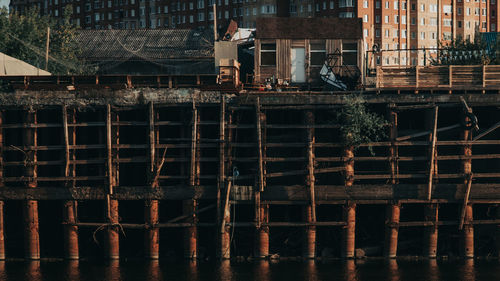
[45,27,50,71]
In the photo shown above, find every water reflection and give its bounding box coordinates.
[104,260,121,281]
[344,259,358,281]
[460,259,475,281]
[427,259,440,281]
[218,260,232,281]
[65,260,80,281]
[186,260,198,281]
[147,260,161,281]
[25,261,42,281]
[387,259,400,281]
[255,260,270,281]
[0,257,498,281]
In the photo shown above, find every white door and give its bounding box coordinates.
[291,48,306,83]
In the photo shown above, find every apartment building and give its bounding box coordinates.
[9,0,500,65]
[9,0,242,29]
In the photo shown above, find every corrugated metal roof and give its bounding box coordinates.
[76,29,215,61]
[256,17,362,40]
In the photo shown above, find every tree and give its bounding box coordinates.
[0,6,92,74]
[336,95,388,154]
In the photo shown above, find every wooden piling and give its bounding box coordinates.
[218,96,230,259]
[388,107,399,184]
[145,102,159,259]
[304,110,316,259]
[343,146,355,187]
[0,111,5,260]
[62,106,79,259]
[423,203,438,258]
[342,202,356,258]
[185,100,199,259]
[255,100,269,258]
[23,109,40,260]
[461,204,474,258]
[384,203,400,258]
[106,105,119,260]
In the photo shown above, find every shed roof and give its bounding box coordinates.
[76,29,214,61]
[0,52,51,76]
[255,17,362,40]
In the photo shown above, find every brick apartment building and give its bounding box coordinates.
[9,0,500,65]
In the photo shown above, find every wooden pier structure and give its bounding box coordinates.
[0,85,500,260]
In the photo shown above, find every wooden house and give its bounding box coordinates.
[254,17,364,85]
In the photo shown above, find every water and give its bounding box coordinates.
[0,259,499,281]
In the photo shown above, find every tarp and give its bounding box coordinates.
[0,52,51,76]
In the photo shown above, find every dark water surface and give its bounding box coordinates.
[0,259,499,281]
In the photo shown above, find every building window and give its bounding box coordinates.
[443,19,452,26]
[394,1,398,9]
[376,29,381,37]
[339,0,354,8]
[363,14,368,22]
[198,0,204,9]
[310,41,326,66]
[330,1,334,8]
[394,15,398,23]
[198,12,204,21]
[402,15,406,24]
[342,42,358,66]
[385,1,389,8]
[384,15,389,23]
[363,0,368,8]
[261,43,276,66]
[492,23,496,31]
[375,15,380,23]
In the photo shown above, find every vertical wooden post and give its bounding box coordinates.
[218,96,230,259]
[303,110,316,259]
[388,107,398,184]
[342,202,356,259]
[106,105,119,260]
[427,106,438,200]
[255,99,269,258]
[423,203,438,258]
[384,203,400,258]
[461,204,474,258]
[185,99,199,259]
[23,108,40,260]
[343,146,354,187]
[0,110,5,260]
[145,102,159,259]
[461,107,472,181]
[62,106,79,260]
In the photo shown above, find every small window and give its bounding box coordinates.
[310,41,326,66]
[342,42,358,66]
[261,43,276,66]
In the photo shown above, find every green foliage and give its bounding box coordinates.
[0,6,92,74]
[337,95,388,154]
[430,37,492,65]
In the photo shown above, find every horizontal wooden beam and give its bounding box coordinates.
[0,184,498,201]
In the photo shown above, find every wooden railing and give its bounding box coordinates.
[376,65,500,89]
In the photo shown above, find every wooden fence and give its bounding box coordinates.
[376,65,500,89]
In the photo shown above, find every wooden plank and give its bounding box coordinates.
[427,106,438,200]
[473,120,500,141]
